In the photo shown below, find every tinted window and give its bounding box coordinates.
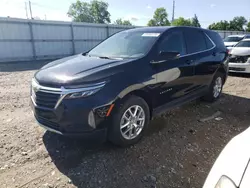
[185,30,207,53]
[235,41,250,47]
[204,34,214,49]
[224,36,243,42]
[206,31,226,50]
[158,31,186,55]
[244,35,250,39]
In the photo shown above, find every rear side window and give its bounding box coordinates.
[158,31,186,55]
[184,30,207,54]
[204,34,214,49]
[235,41,250,47]
[206,31,226,51]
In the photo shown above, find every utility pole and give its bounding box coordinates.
[171,0,175,23]
[25,2,29,19]
[29,1,33,19]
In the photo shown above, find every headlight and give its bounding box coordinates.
[67,88,101,99]
[65,81,106,99]
[215,176,237,188]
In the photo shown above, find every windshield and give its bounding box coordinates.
[235,41,250,47]
[224,36,243,42]
[88,30,161,59]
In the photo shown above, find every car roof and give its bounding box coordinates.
[125,26,172,33]
[125,26,210,34]
[242,38,250,41]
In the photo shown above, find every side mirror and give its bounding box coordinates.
[151,51,180,64]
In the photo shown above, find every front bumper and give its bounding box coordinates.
[37,120,107,140]
[229,62,250,73]
[31,95,111,139]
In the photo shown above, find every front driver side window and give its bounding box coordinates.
[158,31,186,56]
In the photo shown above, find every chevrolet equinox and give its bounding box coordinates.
[31,27,228,146]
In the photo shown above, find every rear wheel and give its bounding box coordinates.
[108,96,150,147]
[203,72,224,102]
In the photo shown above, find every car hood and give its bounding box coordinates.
[35,54,132,87]
[224,42,238,47]
[230,47,250,56]
[203,127,250,188]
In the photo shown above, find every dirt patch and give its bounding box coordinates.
[0,64,250,188]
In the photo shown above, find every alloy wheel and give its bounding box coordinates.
[120,105,145,140]
[213,77,222,98]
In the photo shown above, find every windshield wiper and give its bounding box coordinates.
[98,56,111,59]
[98,56,123,60]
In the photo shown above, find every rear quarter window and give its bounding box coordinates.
[184,29,207,54]
[205,31,226,51]
[204,33,214,49]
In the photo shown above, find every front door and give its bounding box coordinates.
[152,29,196,108]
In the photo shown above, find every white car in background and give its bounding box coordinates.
[203,126,250,188]
[228,39,250,73]
[224,34,250,49]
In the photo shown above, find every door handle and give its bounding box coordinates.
[186,59,194,65]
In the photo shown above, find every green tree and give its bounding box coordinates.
[229,16,247,31]
[246,22,250,32]
[208,20,230,30]
[172,17,192,26]
[68,0,110,23]
[114,18,132,26]
[90,0,110,23]
[208,17,247,31]
[147,7,170,26]
[191,14,201,27]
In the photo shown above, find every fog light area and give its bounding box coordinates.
[88,111,96,129]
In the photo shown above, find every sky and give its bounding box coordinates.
[1,0,250,28]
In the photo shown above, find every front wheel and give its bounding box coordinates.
[108,96,150,147]
[202,73,224,102]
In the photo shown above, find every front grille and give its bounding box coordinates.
[33,91,60,109]
[36,115,60,130]
[229,55,249,63]
[229,67,246,71]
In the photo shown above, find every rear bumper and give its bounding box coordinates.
[229,62,250,73]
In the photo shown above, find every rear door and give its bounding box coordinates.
[183,28,216,92]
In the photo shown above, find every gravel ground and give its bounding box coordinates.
[0,62,250,188]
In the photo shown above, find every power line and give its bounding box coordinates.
[25,2,29,19]
[31,2,63,11]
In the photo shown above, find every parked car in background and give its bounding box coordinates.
[30,26,228,146]
[228,39,250,73]
[203,126,250,188]
[224,34,250,49]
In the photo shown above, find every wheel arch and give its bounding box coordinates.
[216,66,227,84]
[114,88,153,119]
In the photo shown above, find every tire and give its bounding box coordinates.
[108,95,150,147]
[202,72,224,102]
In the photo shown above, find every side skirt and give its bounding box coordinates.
[152,88,207,117]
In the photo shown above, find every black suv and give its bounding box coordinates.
[31,26,228,146]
